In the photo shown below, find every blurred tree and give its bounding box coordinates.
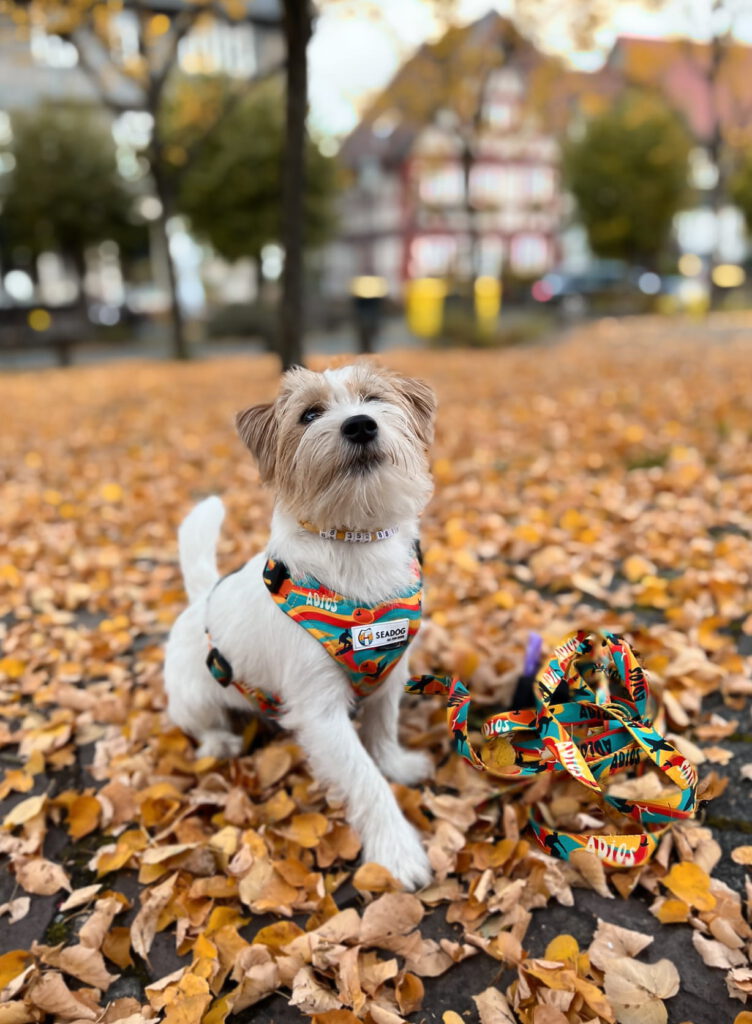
[2,0,283,358]
[0,103,138,314]
[562,90,693,267]
[279,0,313,370]
[521,0,752,302]
[169,78,336,291]
[730,152,752,234]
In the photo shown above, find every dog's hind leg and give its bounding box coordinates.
[164,605,245,761]
[359,667,433,786]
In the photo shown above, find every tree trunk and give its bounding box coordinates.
[705,29,728,311]
[279,0,312,371]
[71,249,90,326]
[461,139,480,289]
[151,160,189,360]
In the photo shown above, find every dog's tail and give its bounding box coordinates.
[178,496,225,603]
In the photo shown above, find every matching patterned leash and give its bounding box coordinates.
[407,631,698,867]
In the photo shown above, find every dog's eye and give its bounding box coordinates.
[363,395,381,403]
[300,406,323,425]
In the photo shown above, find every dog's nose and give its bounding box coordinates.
[341,414,378,445]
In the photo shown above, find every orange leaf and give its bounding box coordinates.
[67,795,101,840]
[352,862,401,893]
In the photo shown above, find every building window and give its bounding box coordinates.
[419,164,464,205]
[410,235,457,277]
[179,23,257,77]
[486,100,517,130]
[527,166,554,201]
[510,233,549,274]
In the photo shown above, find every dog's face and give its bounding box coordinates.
[236,364,436,527]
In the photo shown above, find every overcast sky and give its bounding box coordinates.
[308,0,752,138]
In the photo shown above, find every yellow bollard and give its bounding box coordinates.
[474,276,502,333]
[406,278,447,338]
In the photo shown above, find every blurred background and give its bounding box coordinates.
[1,0,751,369]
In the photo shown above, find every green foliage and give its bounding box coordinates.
[0,103,139,269]
[562,90,693,265]
[731,152,752,234]
[165,77,337,263]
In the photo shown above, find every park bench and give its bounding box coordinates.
[0,305,108,367]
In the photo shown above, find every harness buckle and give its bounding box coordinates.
[206,647,233,687]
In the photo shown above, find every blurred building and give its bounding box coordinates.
[329,14,562,296]
[0,0,282,111]
[0,0,282,314]
[326,11,752,299]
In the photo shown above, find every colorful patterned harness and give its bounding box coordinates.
[206,556,424,715]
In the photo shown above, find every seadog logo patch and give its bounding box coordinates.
[352,617,409,652]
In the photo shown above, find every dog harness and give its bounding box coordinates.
[205,554,423,716]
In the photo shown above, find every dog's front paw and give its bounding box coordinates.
[380,747,433,787]
[196,730,243,761]
[364,823,432,891]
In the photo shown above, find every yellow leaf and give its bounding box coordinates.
[545,933,579,965]
[622,554,656,582]
[481,736,516,771]
[95,830,148,876]
[253,921,304,951]
[0,658,25,680]
[654,898,690,924]
[100,482,123,502]
[281,813,329,848]
[442,1013,464,1024]
[662,862,716,911]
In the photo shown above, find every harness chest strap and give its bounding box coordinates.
[205,555,423,714]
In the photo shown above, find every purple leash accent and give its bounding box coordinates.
[523,632,543,678]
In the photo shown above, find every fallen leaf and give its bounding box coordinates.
[0,898,30,923]
[26,971,99,1020]
[131,873,178,962]
[15,858,71,895]
[544,933,579,965]
[662,862,716,911]
[588,919,654,970]
[472,986,516,1023]
[604,956,679,1024]
[352,862,401,893]
[360,893,424,945]
[692,932,746,969]
[0,951,32,990]
[34,941,119,988]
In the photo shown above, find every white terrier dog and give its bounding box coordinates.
[164,363,437,889]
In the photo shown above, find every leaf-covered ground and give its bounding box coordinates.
[1,317,752,1024]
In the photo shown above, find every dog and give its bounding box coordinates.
[164,363,437,889]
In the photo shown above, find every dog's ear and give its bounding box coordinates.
[391,375,437,448]
[236,402,278,482]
